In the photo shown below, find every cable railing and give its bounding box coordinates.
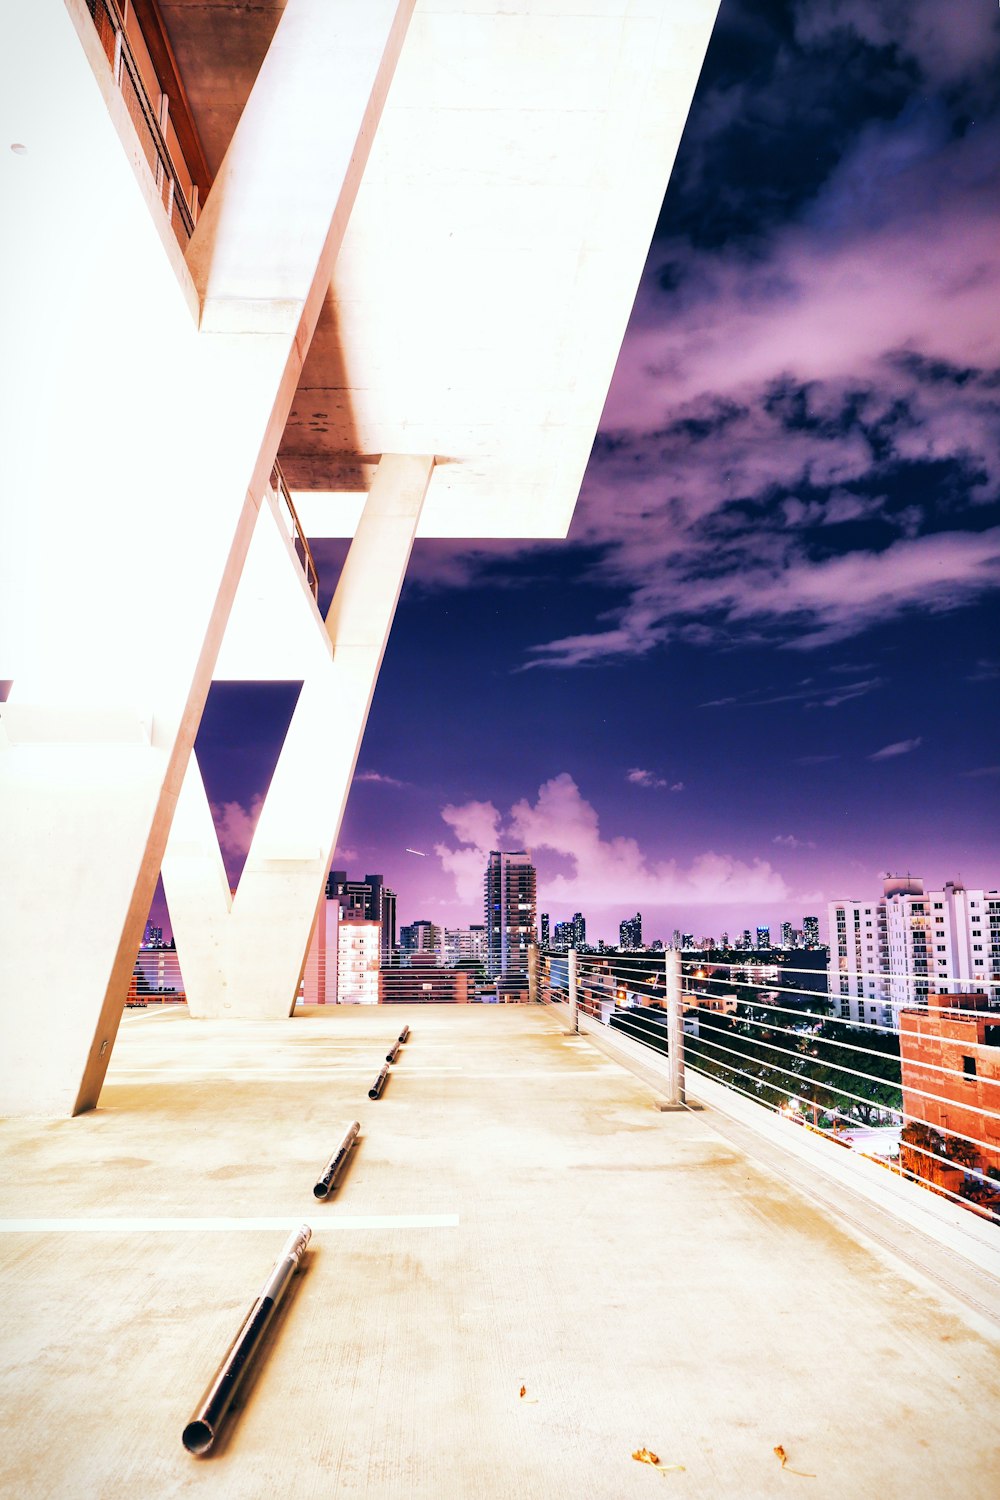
[538,946,1000,1229]
[271,462,319,599]
[127,946,185,1006]
[83,0,198,248]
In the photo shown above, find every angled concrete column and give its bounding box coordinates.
[162,455,434,1018]
[0,0,414,1114]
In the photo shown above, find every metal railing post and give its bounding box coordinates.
[665,947,685,1107]
[568,947,579,1033]
[527,943,539,1005]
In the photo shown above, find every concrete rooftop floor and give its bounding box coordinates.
[1,1002,999,1500]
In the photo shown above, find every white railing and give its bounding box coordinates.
[538,947,1000,1230]
[83,0,198,247]
[126,945,185,1006]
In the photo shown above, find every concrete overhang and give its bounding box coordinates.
[160,0,721,539]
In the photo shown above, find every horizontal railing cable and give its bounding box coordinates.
[681,985,1000,1076]
[690,955,999,990]
[540,956,1000,1224]
[686,1012,1000,1140]
[681,1056,999,1216]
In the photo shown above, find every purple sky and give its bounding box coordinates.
[184,0,1000,948]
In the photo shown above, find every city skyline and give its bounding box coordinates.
[149,0,998,947]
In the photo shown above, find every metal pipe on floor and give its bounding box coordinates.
[313,1121,360,1200]
[368,1063,389,1100]
[385,1039,400,1063]
[181,1224,311,1456]
[398,1024,410,1044]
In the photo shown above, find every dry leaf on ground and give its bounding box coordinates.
[632,1448,685,1474]
[774,1444,815,1478]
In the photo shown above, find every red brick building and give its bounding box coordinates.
[899,993,1000,1205]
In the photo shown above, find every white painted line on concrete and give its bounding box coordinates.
[107,1068,619,1080]
[0,1214,460,1233]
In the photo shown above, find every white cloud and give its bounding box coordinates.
[772,834,817,849]
[868,736,922,761]
[211,795,264,859]
[627,767,668,789]
[434,799,503,903]
[355,770,406,788]
[435,774,789,909]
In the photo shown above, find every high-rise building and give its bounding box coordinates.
[443,925,487,967]
[781,921,793,948]
[756,926,771,949]
[828,877,1000,1028]
[540,913,550,948]
[681,932,695,950]
[484,851,536,981]
[720,931,730,949]
[619,913,643,949]
[142,922,164,949]
[399,920,442,960]
[803,915,820,948]
[672,929,682,951]
[740,930,752,950]
[326,870,396,963]
[571,912,587,948]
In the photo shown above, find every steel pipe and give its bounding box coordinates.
[312,1121,360,1200]
[398,1025,410,1044]
[368,1063,389,1100]
[385,1040,400,1064]
[182,1224,311,1456]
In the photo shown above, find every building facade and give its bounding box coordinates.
[337,913,381,1005]
[326,870,397,963]
[899,993,1000,1211]
[829,877,1000,1028]
[302,897,339,1005]
[399,920,442,960]
[620,913,643,950]
[484,850,536,982]
[380,958,470,1004]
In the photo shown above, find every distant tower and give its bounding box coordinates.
[802,915,820,948]
[756,925,771,949]
[540,913,550,948]
[484,851,537,979]
[619,912,643,949]
[571,911,586,948]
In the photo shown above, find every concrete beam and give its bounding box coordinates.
[162,456,433,1019]
[0,0,414,1113]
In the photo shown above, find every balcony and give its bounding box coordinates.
[2,999,999,1497]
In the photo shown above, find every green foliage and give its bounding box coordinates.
[686,1008,902,1126]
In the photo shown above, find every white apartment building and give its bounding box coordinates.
[443,925,487,967]
[829,876,1000,1028]
[337,915,381,1005]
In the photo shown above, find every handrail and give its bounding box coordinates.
[271,462,320,599]
[83,0,198,246]
[537,950,1000,1227]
